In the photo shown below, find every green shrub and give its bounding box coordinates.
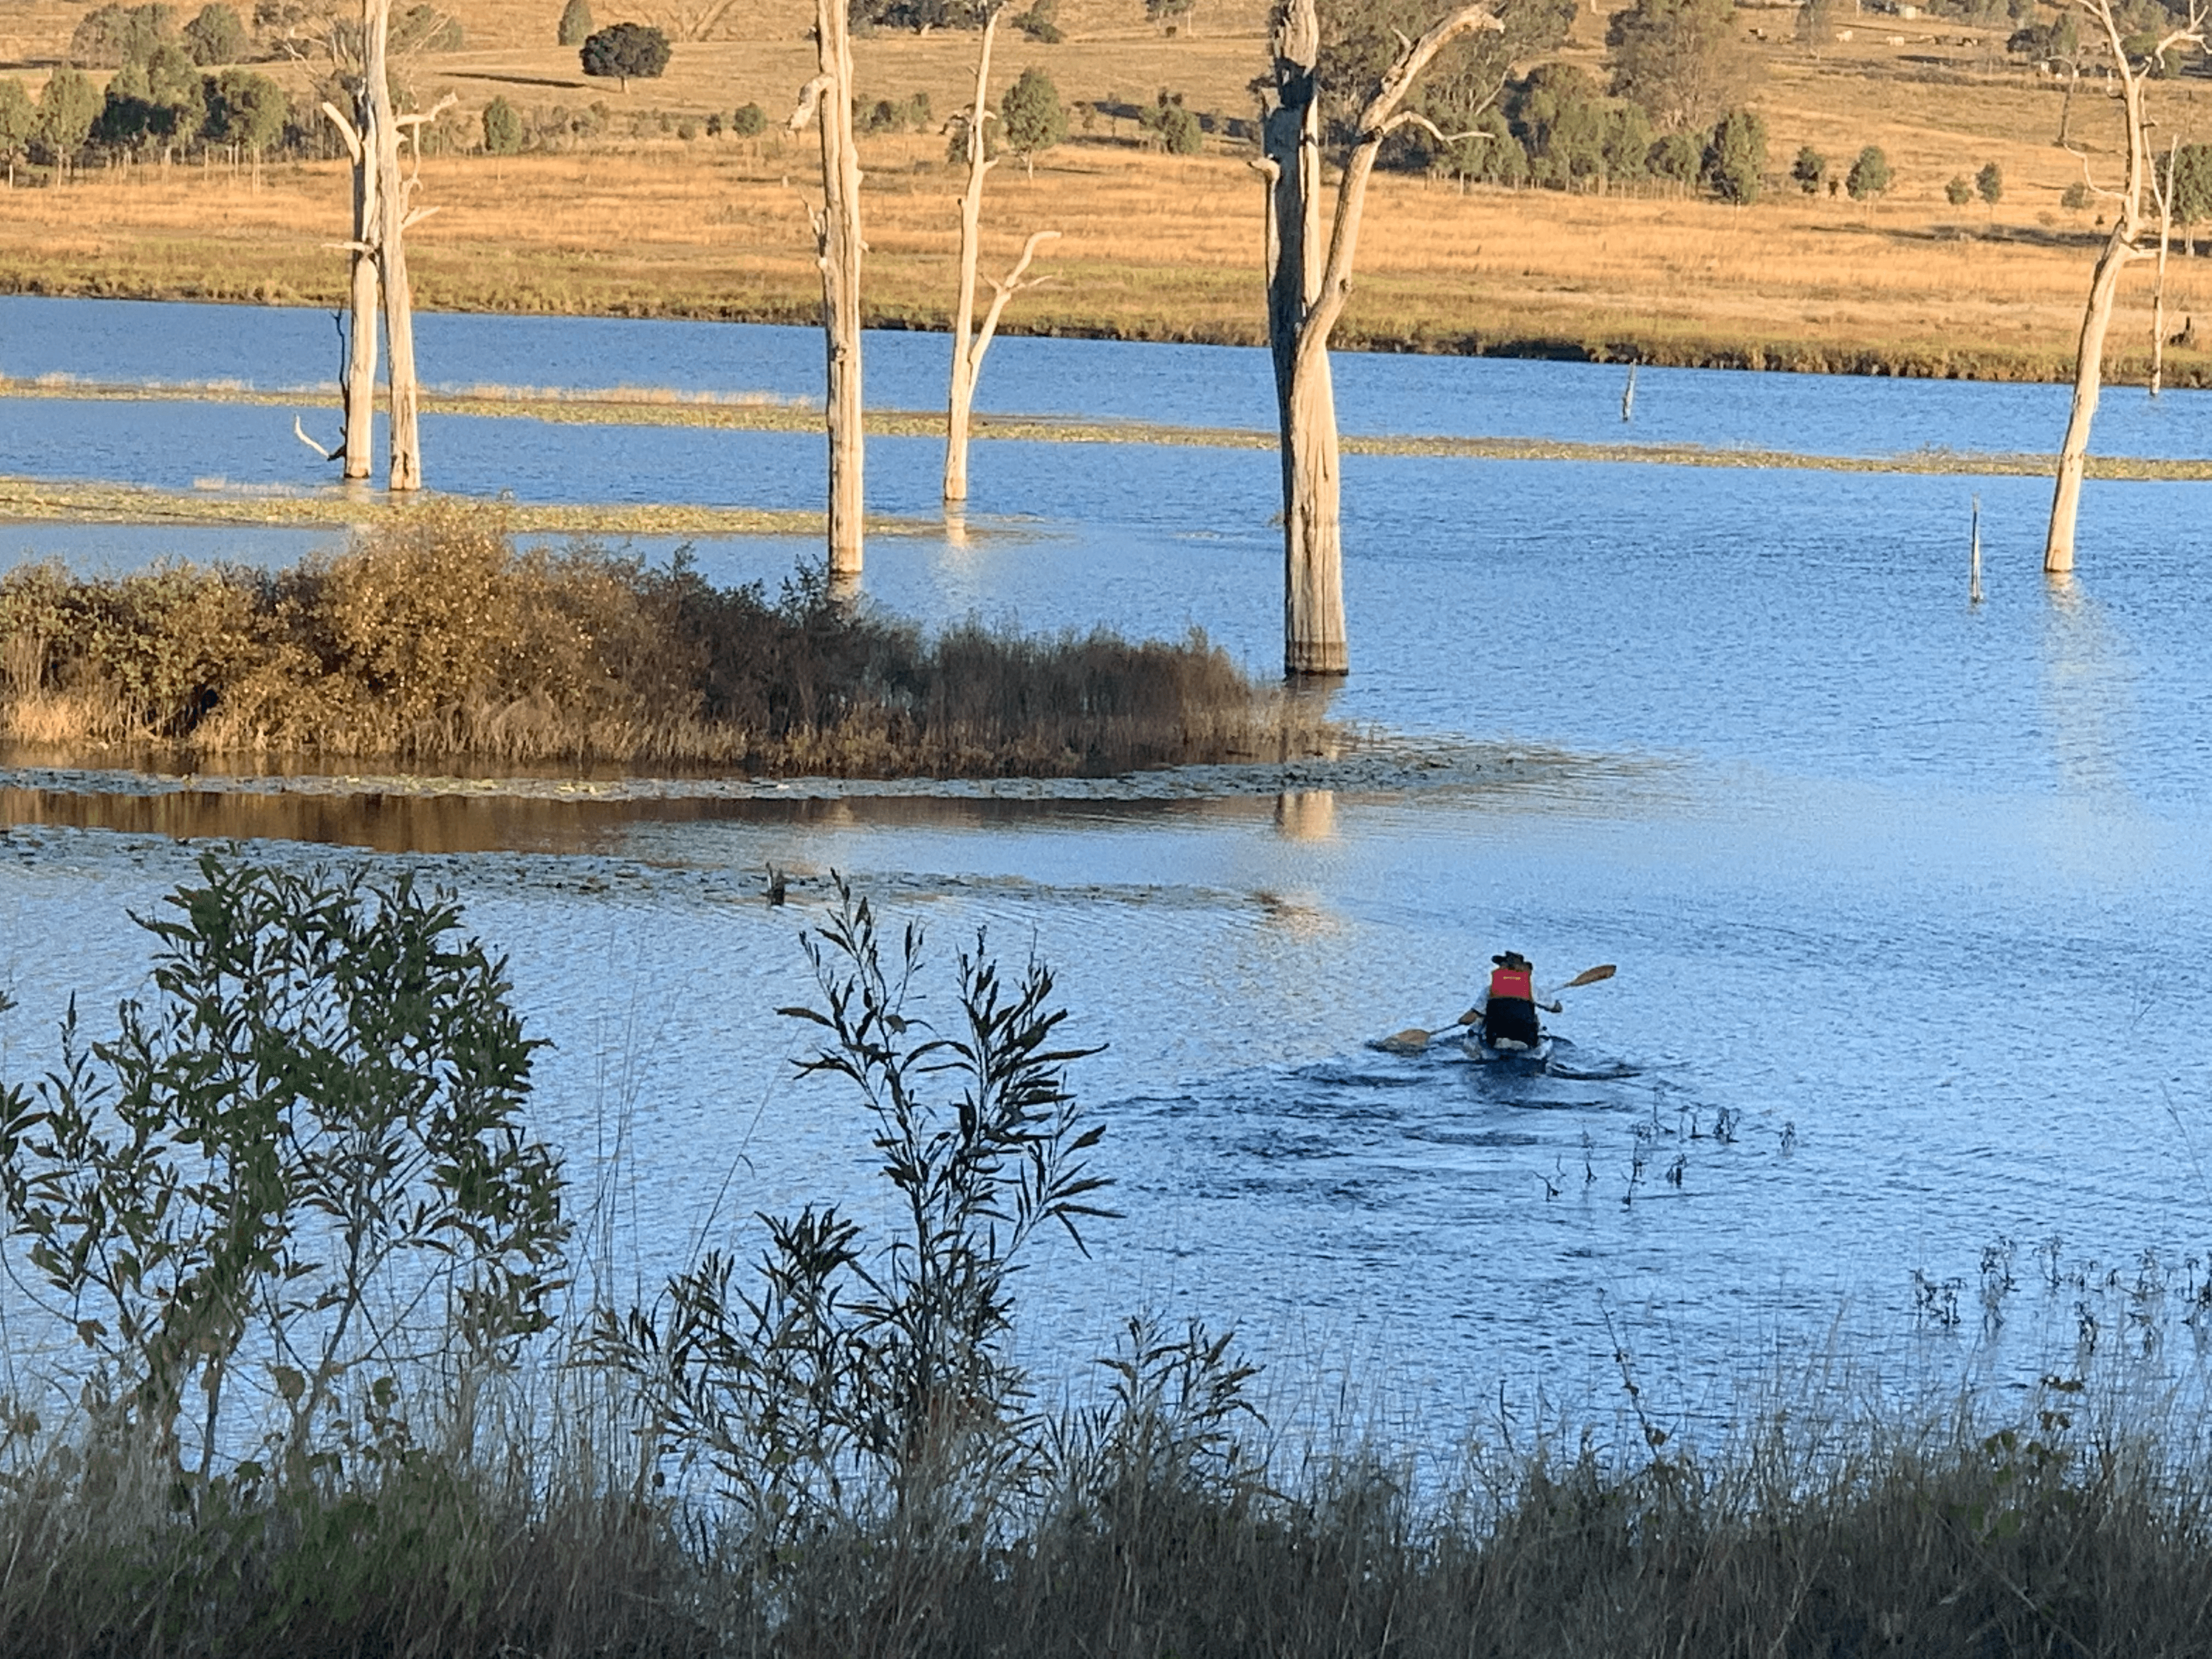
[1138,87,1200,155]
[179,2,246,65]
[579,20,669,89]
[1001,65,1066,175]
[482,94,523,154]
[1846,143,1891,200]
[1701,108,1764,204]
[556,0,594,47]
[731,99,765,136]
[1791,143,1825,194]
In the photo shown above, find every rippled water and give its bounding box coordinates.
[4,300,2212,1435]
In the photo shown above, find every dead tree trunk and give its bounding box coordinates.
[943,6,1060,504]
[792,0,865,581]
[2046,0,2203,573]
[319,88,380,480]
[2152,136,2176,397]
[1260,0,1499,676]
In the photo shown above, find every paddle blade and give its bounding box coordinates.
[1374,1028,1434,1052]
[1561,963,1617,989]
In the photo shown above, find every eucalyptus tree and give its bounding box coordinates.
[2046,0,2205,573]
[1260,0,1507,676]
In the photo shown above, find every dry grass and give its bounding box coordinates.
[10,6,2212,378]
[0,499,1324,773]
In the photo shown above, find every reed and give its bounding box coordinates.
[0,500,1321,774]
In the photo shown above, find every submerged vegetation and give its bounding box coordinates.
[0,503,1322,774]
[4,860,2212,1656]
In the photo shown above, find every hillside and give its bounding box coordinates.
[5,1,2212,382]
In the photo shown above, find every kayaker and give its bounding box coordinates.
[1466,951,1562,1049]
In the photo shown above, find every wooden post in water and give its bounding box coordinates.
[1621,363,1637,422]
[1970,494,1983,605]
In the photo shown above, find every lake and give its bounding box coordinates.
[4,295,2211,1443]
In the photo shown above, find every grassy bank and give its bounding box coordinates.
[3,859,2211,1658]
[0,503,1321,772]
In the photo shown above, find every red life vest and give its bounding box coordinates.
[1489,966,1533,1002]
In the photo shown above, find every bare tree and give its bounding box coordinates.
[304,0,450,491]
[945,3,1059,503]
[318,75,380,481]
[791,0,865,582]
[2152,136,2177,398]
[1259,0,1500,675]
[2045,0,2204,574]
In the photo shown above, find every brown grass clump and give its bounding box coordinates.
[0,502,1314,776]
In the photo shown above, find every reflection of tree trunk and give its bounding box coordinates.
[795,0,865,580]
[1261,0,1499,676]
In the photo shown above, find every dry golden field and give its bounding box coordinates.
[9,1,2212,382]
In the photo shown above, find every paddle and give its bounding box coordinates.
[1375,963,1617,1053]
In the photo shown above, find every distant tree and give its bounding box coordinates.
[1601,102,1651,186]
[1322,0,1576,168]
[580,21,669,89]
[70,4,175,69]
[32,69,103,165]
[2166,144,2212,252]
[731,99,765,134]
[557,0,594,46]
[1609,0,1753,131]
[1975,158,2002,207]
[1145,0,1198,26]
[1137,87,1200,154]
[2059,179,2089,211]
[483,94,523,153]
[1701,106,1764,202]
[1945,172,1973,206]
[180,3,247,64]
[1011,0,1062,42]
[1844,143,1889,200]
[1791,143,1824,194]
[204,65,287,153]
[0,79,35,170]
[1647,126,1702,187]
[1508,62,1607,190]
[391,4,464,52]
[1796,0,1834,50]
[999,65,1065,176]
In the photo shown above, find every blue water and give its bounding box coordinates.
[5,300,2212,1443]
[9,291,2212,456]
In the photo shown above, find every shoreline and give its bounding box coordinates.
[5,270,2180,388]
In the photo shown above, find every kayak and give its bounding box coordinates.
[1463,1032,1554,1066]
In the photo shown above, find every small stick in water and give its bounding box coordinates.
[1970,495,1984,605]
[1621,362,1638,423]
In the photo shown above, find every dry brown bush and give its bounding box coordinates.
[0,501,1316,774]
